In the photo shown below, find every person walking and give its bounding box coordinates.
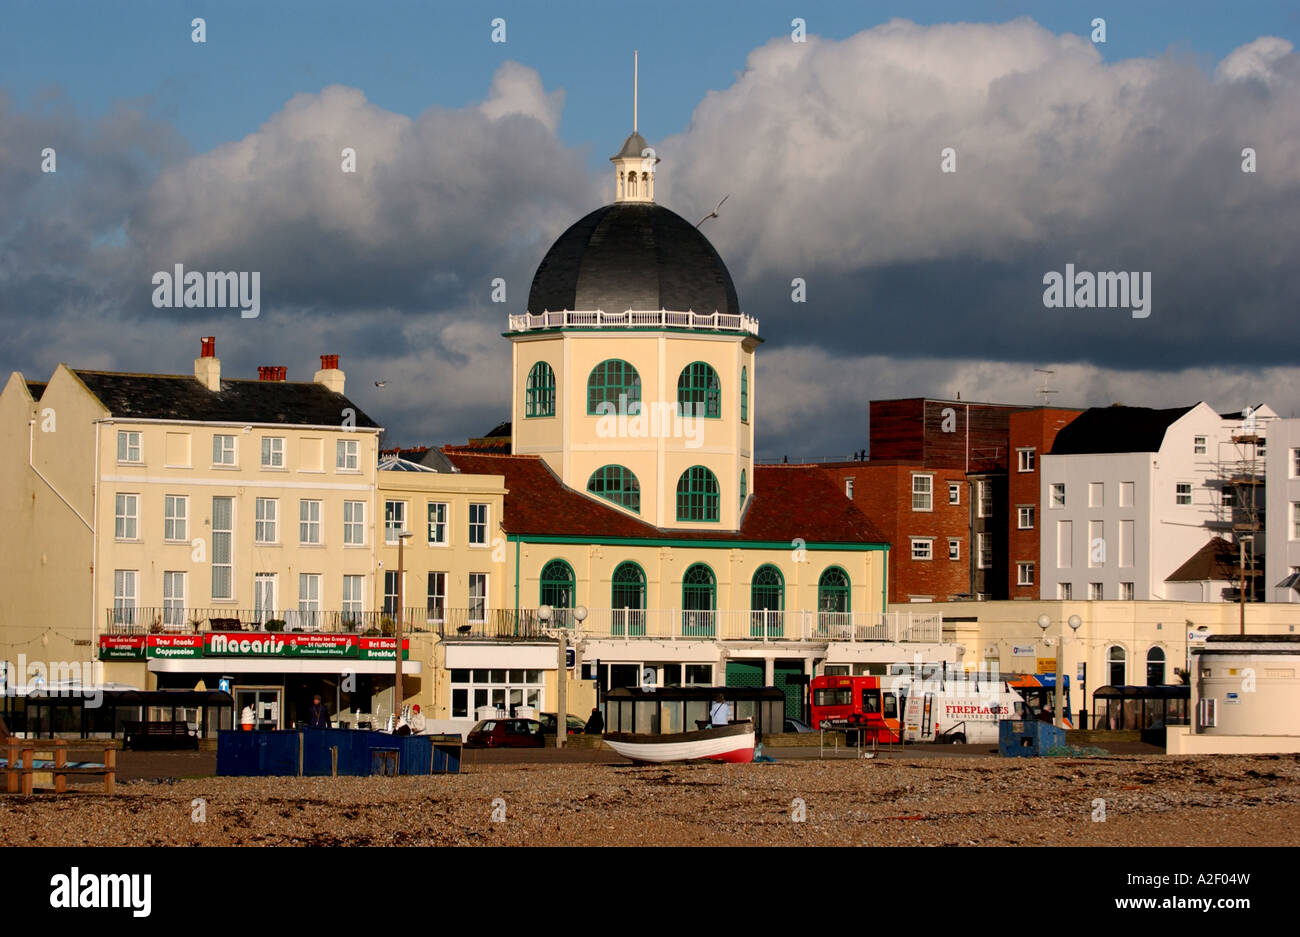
[709,693,732,728]
[584,706,604,735]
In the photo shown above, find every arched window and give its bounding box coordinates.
[611,562,646,637]
[525,361,555,418]
[1107,645,1126,686]
[750,564,784,637]
[539,559,575,627]
[1145,646,1165,685]
[628,173,637,197]
[676,466,720,522]
[587,465,641,512]
[682,564,716,637]
[676,362,721,418]
[740,367,748,422]
[739,469,747,510]
[587,359,641,415]
[817,566,851,634]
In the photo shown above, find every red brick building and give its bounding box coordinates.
[821,398,1039,603]
[1006,407,1083,598]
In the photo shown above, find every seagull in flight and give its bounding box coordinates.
[696,194,730,229]
[374,381,387,388]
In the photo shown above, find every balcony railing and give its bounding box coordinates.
[103,607,940,643]
[507,309,759,336]
[103,607,544,640]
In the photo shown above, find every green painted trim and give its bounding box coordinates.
[503,327,765,344]
[681,562,717,612]
[675,464,721,523]
[538,557,576,607]
[882,545,889,613]
[818,564,852,614]
[506,533,888,551]
[610,559,648,609]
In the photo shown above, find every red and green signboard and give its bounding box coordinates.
[98,634,408,661]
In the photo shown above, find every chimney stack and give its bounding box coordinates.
[195,336,220,391]
[314,354,345,394]
[257,366,287,382]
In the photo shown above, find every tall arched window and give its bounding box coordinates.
[628,173,637,197]
[611,562,646,637]
[740,366,748,422]
[1107,645,1126,686]
[525,361,555,418]
[817,566,851,634]
[739,469,747,510]
[676,466,720,522]
[676,362,721,418]
[587,465,641,512]
[682,564,716,637]
[1146,646,1165,685]
[539,559,575,627]
[750,564,784,637]
[587,359,641,415]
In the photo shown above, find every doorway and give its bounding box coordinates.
[235,686,282,730]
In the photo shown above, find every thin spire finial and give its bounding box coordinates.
[633,51,638,133]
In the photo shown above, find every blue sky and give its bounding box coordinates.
[4,0,1297,168]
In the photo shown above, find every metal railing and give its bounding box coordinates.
[507,309,759,336]
[104,607,941,643]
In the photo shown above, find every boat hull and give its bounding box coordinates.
[602,722,755,764]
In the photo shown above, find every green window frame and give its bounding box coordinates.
[740,366,748,422]
[676,465,720,522]
[587,359,642,415]
[539,559,575,626]
[682,563,716,637]
[750,564,784,638]
[739,469,747,510]
[676,361,721,418]
[817,566,852,631]
[587,465,641,513]
[525,361,556,418]
[611,561,646,637]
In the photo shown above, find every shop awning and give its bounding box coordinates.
[148,659,421,675]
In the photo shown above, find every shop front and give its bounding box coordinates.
[98,633,419,730]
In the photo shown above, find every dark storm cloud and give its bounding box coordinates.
[3,25,1299,457]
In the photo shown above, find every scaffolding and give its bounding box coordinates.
[1214,416,1268,603]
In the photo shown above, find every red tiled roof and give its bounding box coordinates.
[441,448,888,545]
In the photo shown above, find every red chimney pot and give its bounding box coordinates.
[200,337,216,358]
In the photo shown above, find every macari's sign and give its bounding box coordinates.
[98,634,408,661]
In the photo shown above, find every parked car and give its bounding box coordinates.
[784,717,813,733]
[465,718,545,748]
[538,713,587,735]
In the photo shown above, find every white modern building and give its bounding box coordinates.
[1265,417,1300,603]
[1040,403,1273,603]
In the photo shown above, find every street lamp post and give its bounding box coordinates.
[1037,613,1081,729]
[394,530,413,727]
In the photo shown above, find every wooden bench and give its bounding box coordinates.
[3,740,116,794]
[122,720,199,751]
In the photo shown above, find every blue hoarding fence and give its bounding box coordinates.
[217,729,461,777]
[998,719,1067,757]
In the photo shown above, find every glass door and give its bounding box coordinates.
[235,687,282,730]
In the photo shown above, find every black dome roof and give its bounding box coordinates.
[526,203,740,317]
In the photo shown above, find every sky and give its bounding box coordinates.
[2,1,1299,458]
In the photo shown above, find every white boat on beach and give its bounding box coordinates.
[602,720,755,764]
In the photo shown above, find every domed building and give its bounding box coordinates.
[434,119,943,725]
[507,132,757,530]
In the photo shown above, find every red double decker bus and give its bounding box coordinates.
[809,675,904,743]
